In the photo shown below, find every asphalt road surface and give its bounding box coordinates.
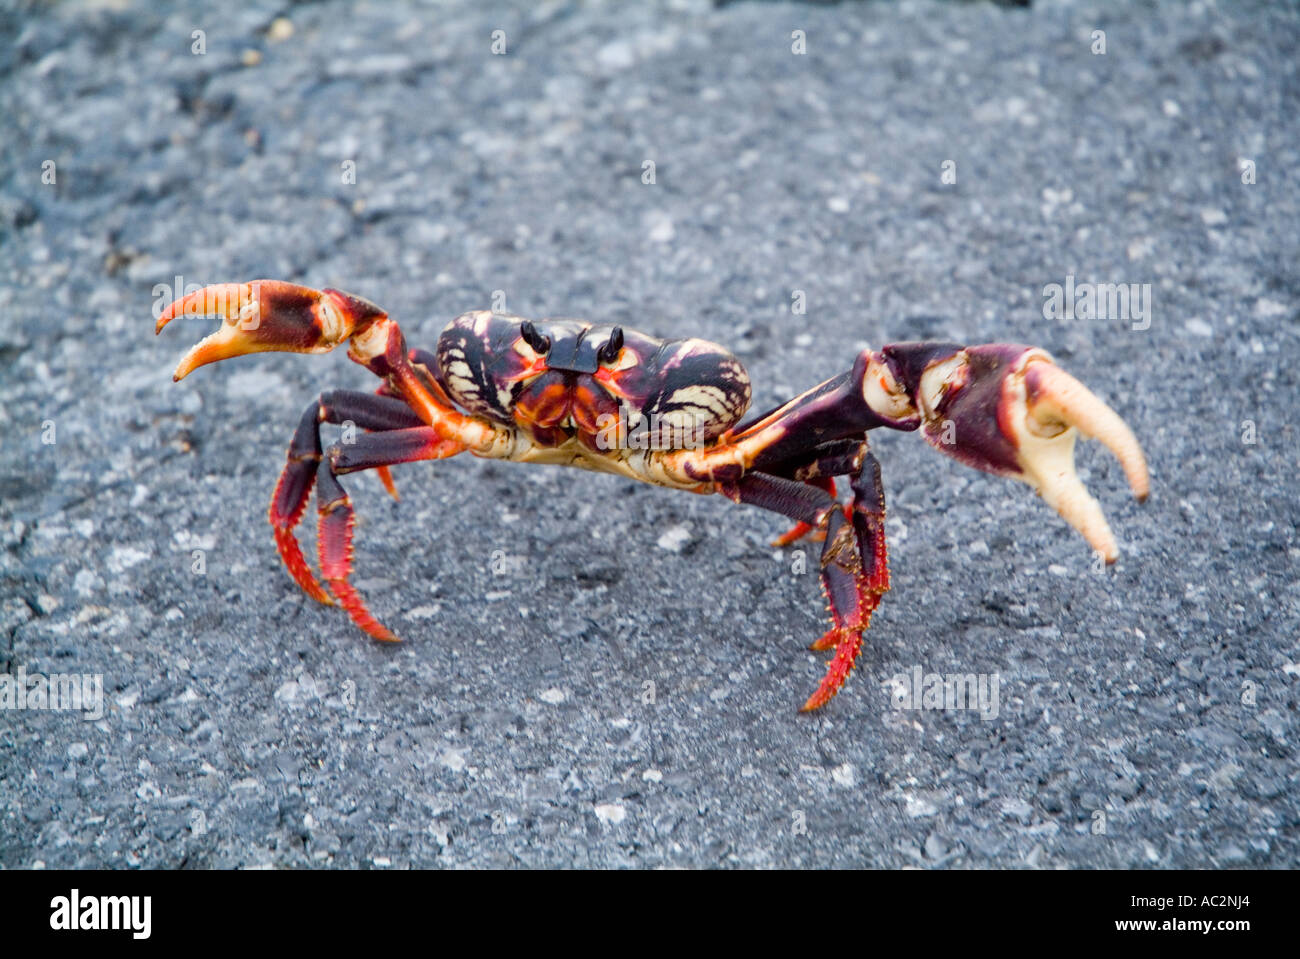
[1,0,1297,868]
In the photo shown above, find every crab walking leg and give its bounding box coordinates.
[309,427,468,640]
[366,385,407,501]
[770,476,836,547]
[270,391,428,606]
[372,366,454,496]
[721,446,890,711]
[760,438,872,546]
[270,402,332,606]
[803,453,889,711]
[314,458,398,642]
[329,426,466,474]
[327,388,431,502]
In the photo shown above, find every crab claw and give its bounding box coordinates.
[905,344,1148,563]
[156,281,388,381]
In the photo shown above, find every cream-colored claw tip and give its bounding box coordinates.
[1025,360,1149,503]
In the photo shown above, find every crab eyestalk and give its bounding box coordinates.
[903,343,1148,563]
[155,280,389,381]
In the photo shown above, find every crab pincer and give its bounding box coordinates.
[901,343,1149,563]
[155,280,390,381]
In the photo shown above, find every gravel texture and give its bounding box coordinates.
[1,0,1297,869]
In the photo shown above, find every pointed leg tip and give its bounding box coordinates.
[294,574,335,607]
[376,465,400,501]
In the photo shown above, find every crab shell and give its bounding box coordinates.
[432,311,753,450]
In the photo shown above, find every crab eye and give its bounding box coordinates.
[520,320,550,355]
[598,327,624,364]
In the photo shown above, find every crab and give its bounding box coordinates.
[156,280,1148,711]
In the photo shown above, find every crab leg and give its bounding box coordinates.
[270,391,428,607]
[271,401,333,606]
[802,452,890,709]
[721,444,890,711]
[277,427,468,645]
[313,457,397,641]
[312,427,470,640]
[762,437,869,546]
[770,476,835,547]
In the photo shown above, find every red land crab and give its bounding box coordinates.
[156,281,1149,711]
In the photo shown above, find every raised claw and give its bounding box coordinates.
[156,280,388,381]
[1012,354,1148,562]
[910,344,1148,563]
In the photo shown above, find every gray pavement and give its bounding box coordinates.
[1,0,1297,868]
